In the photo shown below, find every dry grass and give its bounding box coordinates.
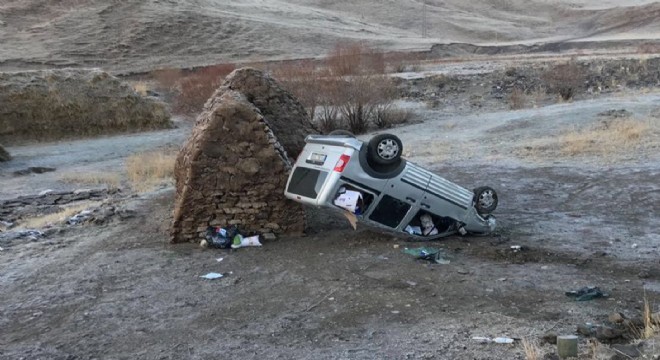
[126,151,176,192]
[509,87,526,110]
[521,338,541,360]
[60,172,121,189]
[628,293,659,340]
[560,118,650,156]
[18,201,96,229]
[132,81,149,96]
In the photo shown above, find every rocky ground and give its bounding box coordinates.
[1,58,659,359]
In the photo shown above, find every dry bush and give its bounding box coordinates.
[637,42,660,54]
[152,64,235,114]
[542,60,586,100]
[509,87,526,109]
[152,68,183,90]
[174,64,235,114]
[126,151,176,192]
[336,75,397,134]
[271,59,325,122]
[18,201,97,229]
[373,106,412,129]
[327,42,385,76]
[60,172,121,189]
[560,118,649,156]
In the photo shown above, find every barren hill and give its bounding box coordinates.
[1,0,659,72]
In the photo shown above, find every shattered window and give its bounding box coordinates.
[287,167,328,199]
[369,195,411,228]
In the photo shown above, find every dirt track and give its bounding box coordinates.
[1,86,658,358]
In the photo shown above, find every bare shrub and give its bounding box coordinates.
[126,151,176,192]
[336,75,396,134]
[327,42,385,76]
[637,42,660,54]
[542,60,585,101]
[509,87,526,109]
[174,64,235,114]
[152,68,182,90]
[271,59,324,122]
[373,106,412,129]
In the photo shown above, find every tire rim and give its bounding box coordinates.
[478,190,495,209]
[377,139,399,160]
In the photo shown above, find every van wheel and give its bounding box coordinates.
[474,186,498,214]
[368,134,403,165]
[328,130,355,137]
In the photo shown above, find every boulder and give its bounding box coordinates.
[0,144,10,162]
[0,69,171,144]
[170,68,317,243]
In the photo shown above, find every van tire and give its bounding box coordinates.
[474,187,498,214]
[368,134,403,166]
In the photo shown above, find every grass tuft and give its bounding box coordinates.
[18,201,97,229]
[521,337,540,360]
[560,118,649,156]
[60,172,121,189]
[125,151,176,192]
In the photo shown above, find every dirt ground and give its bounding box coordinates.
[1,72,659,359]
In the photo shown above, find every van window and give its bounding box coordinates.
[369,195,411,228]
[287,167,328,199]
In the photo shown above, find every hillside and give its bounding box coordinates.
[0,0,659,72]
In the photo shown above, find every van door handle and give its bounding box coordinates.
[406,197,416,203]
[421,203,430,209]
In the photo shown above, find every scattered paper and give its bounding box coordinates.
[216,257,224,262]
[334,190,362,213]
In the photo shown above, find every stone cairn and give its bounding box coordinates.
[170,68,317,243]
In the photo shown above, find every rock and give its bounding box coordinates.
[0,69,171,144]
[170,68,315,243]
[0,144,10,162]
[577,324,595,337]
[608,312,626,324]
[541,331,558,345]
[262,233,277,241]
[595,326,623,342]
[13,167,56,176]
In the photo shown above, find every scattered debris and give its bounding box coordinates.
[611,344,642,358]
[204,226,236,249]
[216,257,224,262]
[403,247,450,264]
[200,272,224,280]
[565,286,608,301]
[510,245,522,252]
[0,229,44,242]
[471,336,515,344]
[231,235,262,249]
